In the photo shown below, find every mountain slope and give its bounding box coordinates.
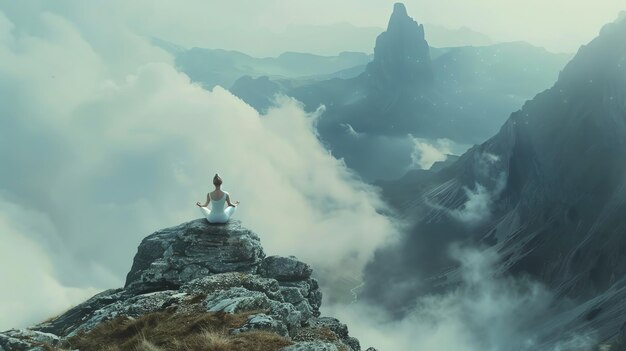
[231,3,571,181]
[363,14,626,345]
[0,220,373,351]
[175,48,372,90]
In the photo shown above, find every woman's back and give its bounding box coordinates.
[209,191,227,213]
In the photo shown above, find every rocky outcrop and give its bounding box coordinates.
[124,219,265,293]
[364,11,626,349]
[365,2,433,88]
[2,219,369,351]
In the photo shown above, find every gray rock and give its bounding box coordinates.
[65,290,186,338]
[232,313,288,337]
[279,278,322,316]
[33,288,125,337]
[125,219,265,293]
[281,341,339,351]
[1,329,59,346]
[0,329,55,351]
[204,287,274,313]
[308,317,360,351]
[182,272,283,301]
[203,287,303,333]
[259,256,312,282]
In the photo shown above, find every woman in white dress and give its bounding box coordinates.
[196,173,239,223]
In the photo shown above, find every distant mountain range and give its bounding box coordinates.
[229,3,572,181]
[364,12,626,347]
[168,47,373,90]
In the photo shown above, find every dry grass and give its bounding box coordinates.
[60,310,292,351]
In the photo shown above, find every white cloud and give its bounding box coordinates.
[0,8,397,328]
[410,137,454,169]
[450,152,507,224]
[0,197,99,330]
[324,247,596,351]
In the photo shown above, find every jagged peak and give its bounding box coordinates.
[392,2,408,16]
[366,2,433,87]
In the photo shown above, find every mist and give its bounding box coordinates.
[324,247,597,351]
[0,6,397,329]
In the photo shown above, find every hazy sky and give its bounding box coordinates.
[104,0,624,54]
[2,0,623,56]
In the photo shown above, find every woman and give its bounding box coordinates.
[196,173,239,223]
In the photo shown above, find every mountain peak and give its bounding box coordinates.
[4,219,373,351]
[391,2,408,18]
[366,2,433,88]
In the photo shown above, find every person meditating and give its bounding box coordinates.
[196,173,239,223]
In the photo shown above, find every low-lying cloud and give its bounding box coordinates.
[0,6,396,329]
[324,246,597,351]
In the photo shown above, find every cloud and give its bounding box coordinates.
[410,137,454,169]
[0,197,100,331]
[0,7,397,328]
[450,152,506,224]
[324,246,597,351]
[340,123,365,138]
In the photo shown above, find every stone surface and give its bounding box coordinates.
[204,287,303,333]
[308,317,360,351]
[0,329,57,351]
[232,313,288,337]
[366,2,433,88]
[259,255,313,282]
[125,219,265,293]
[281,341,339,351]
[181,272,283,301]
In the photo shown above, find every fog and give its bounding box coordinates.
[1,1,623,56]
[0,6,396,329]
[324,247,597,351]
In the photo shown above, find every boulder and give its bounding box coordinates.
[282,341,339,351]
[259,255,312,281]
[232,313,289,337]
[125,219,265,293]
[0,329,59,351]
[181,272,283,301]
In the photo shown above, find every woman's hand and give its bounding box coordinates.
[196,202,203,207]
[234,201,240,206]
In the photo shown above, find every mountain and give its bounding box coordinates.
[363,14,626,346]
[0,219,375,351]
[230,3,571,182]
[174,48,372,90]
[365,3,434,88]
[424,24,493,47]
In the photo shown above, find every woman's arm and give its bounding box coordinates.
[196,193,210,207]
[226,194,239,207]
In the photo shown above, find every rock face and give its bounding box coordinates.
[366,2,433,88]
[124,219,264,293]
[364,13,626,348]
[2,218,367,351]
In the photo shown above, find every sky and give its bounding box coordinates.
[0,1,622,347]
[2,1,623,57]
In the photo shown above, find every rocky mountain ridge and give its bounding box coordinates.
[364,12,626,348]
[0,219,373,351]
[230,3,571,181]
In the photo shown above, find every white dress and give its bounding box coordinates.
[199,191,237,223]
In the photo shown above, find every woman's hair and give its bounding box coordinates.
[213,173,223,186]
